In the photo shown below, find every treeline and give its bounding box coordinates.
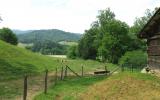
[26,40,67,55]
[68,8,157,65]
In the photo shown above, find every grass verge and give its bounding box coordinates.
[34,76,107,100]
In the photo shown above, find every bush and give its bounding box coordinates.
[0,27,18,45]
[67,45,78,59]
[119,50,147,66]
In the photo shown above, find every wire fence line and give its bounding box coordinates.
[0,63,146,100]
[121,64,147,72]
[0,64,108,100]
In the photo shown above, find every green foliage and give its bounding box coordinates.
[119,50,147,66]
[130,9,155,34]
[78,8,131,63]
[128,9,156,51]
[0,27,18,45]
[98,20,130,63]
[78,28,98,59]
[67,45,78,59]
[16,29,82,43]
[76,8,156,64]
[31,40,67,55]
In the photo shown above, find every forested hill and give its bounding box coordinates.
[15,29,82,43]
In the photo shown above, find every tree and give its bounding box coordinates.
[0,27,18,45]
[78,28,97,59]
[77,8,155,64]
[31,40,66,55]
[130,8,156,33]
[128,8,157,51]
[98,20,130,63]
[119,50,147,66]
[67,45,78,59]
[78,8,130,63]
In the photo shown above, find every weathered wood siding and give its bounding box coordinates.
[148,33,160,70]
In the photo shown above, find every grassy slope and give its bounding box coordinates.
[0,39,116,80]
[35,72,160,100]
[34,76,107,100]
[0,40,60,80]
[81,72,160,100]
[0,40,116,99]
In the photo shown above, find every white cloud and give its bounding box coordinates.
[0,0,159,33]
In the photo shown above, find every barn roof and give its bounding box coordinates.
[138,8,160,38]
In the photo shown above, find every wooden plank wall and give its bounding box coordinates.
[148,35,160,69]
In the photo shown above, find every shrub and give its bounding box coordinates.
[67,45,78,59]
[119,50,147,66]
[0,27,18,45]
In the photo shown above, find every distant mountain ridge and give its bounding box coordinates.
[15,29,82,43]
[12,29,33,34]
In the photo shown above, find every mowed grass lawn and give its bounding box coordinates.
[35,72,160,100]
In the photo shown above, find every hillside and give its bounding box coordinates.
[0,40,60,80]
[0,39,118,99]
[35,72,160,100]
[81,72,160,100]
[16,29,82,43]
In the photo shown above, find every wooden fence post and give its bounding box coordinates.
[131,64,133,72]
[65,65,68,78]
[44,69,48,94]
[121,64,124,72]
[105,66,107,71]
[55,68,58,83]
[23,75,28,100]
[61,67,64,80]
[82,66,84,77]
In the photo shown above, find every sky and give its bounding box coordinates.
[0,0,159,33]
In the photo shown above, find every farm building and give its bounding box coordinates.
[138,8,160,71]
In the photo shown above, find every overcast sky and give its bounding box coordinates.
[0,0,159,33]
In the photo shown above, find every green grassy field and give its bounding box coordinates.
[3,40,158,100]
[34,76,107,100]
[0,40,117,80]
[0,40,117,99]
[0,40,60,80]
[35,72,160,100]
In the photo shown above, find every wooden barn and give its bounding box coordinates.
[139,8,160,71]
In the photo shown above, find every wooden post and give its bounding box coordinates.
[55,68,58,85]
[23,75,28,100]
[131,64,133,72]
[105,66,107,71]
[121,64,124,72]
[82,66,84,77]
[66,65,80,77]
[61,66,64,80]
[65,65,68,78]
[44,69,48,94]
